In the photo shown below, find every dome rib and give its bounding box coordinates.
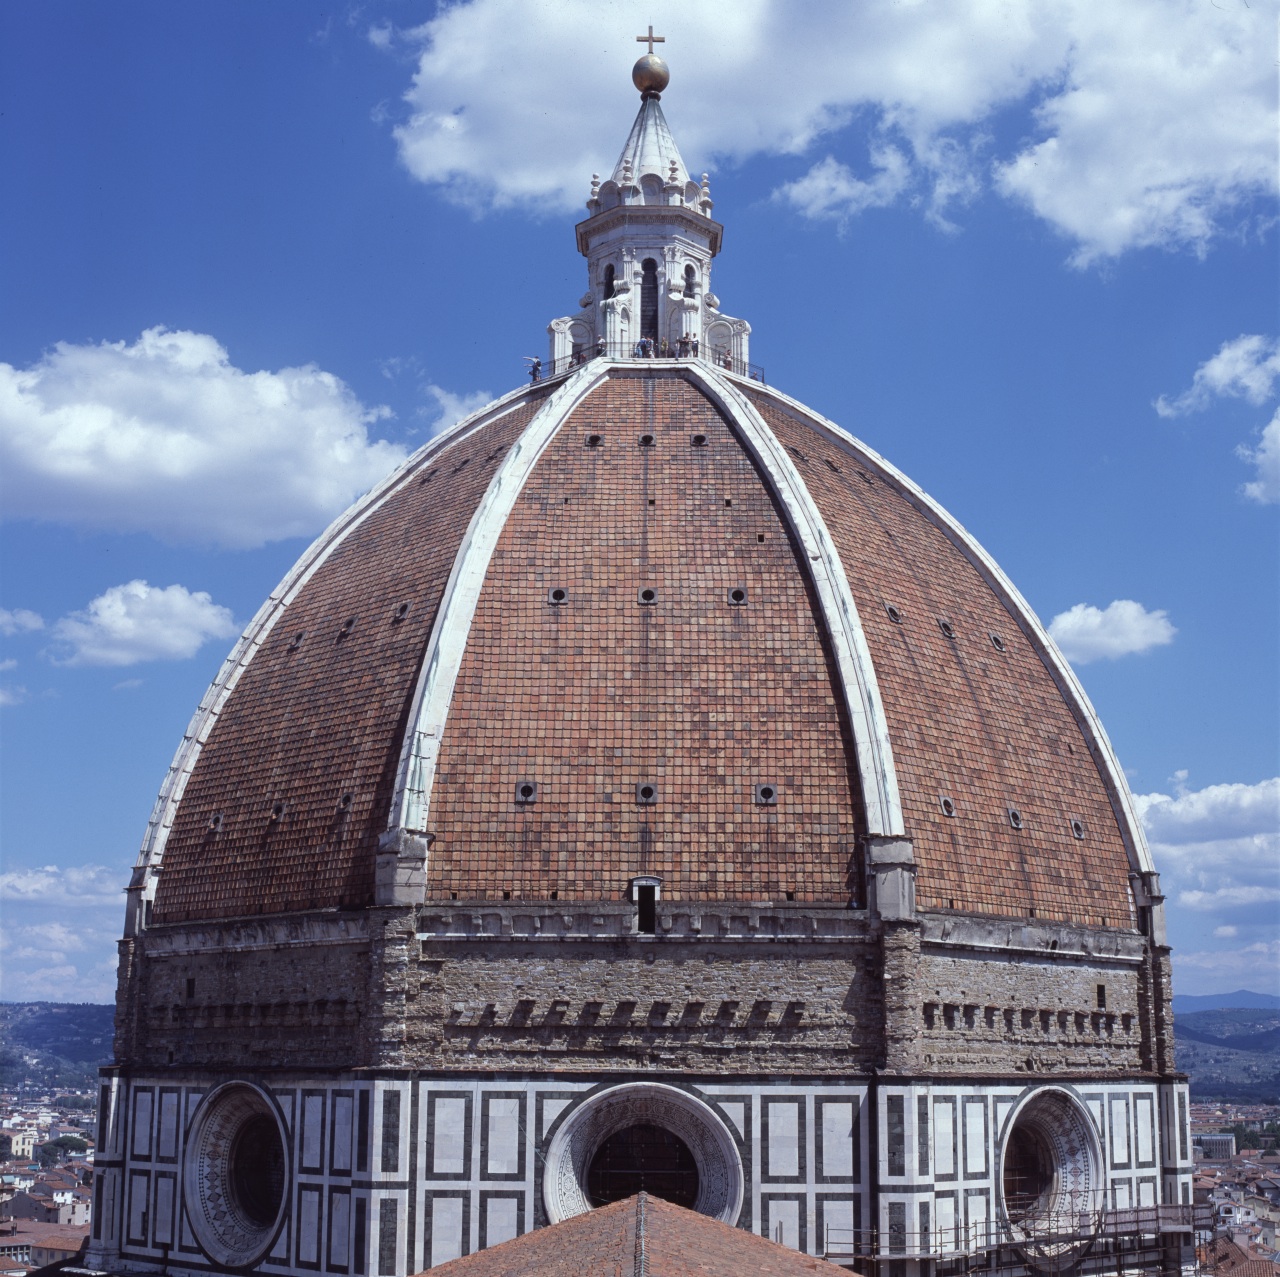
[126,382,539,929]
[741,379,1156,886]
[387,360,904,866]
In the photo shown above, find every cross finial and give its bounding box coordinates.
[636,25,665,55]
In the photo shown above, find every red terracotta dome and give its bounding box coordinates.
[138,362,1149,931]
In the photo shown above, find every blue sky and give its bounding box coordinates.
[1,0,1276,1002]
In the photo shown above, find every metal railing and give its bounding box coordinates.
[819,1202,1213,1270]
[525,342,765,385]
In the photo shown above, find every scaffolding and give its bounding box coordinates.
[820,1201,1213,1277]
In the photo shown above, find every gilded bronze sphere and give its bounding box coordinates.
[632,54,670,94]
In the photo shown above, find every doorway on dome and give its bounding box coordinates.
[640,258,659,341]
[585,1122,699,1209]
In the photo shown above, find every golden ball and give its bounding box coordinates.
[632,54,670,94]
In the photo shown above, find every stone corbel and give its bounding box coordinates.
[866,836,916,921]
[122,865,149,938]
[1132,870,1169,946]
[376,829,432,906]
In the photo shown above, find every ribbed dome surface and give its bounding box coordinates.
[147,365,1137,930]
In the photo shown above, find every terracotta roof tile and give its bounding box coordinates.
[747,388,1135,927]
[420,1193,849,1276]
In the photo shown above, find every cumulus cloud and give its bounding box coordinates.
[1156,335,1280,503]
[1237,410,1280,505]
[1175,940,1280,997]
[0,863,123,906]
[1135,775,1280,934]
[0,685,27,708]
[0,864,125,1000]
[775,149,911,225]
[382,0,1277,263]
[0,327,406,548]
[0,607,44,636]
[47,580,237,667]
[420,384,495,430]
[1156,335,1280,418]
[0,659,15,672]
[1048,599,1176,664]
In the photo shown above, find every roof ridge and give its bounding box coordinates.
[634,1191,647,1277]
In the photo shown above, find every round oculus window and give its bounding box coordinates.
[999,1087,1104,1267]
[183,1082,289,1269]
[543,1082,743,1226]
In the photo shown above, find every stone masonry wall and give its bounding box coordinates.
[917,947,1146,1075]
[396,939,882,1075]
[114,929,372,1070]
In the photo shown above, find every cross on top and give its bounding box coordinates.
[636,25,665,54]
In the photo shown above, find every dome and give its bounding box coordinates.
[136,362,1148,930]
[100,53,1191,1277]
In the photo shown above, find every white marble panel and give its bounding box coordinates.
[485,1197,519,1248]
[821,1103,855,1179]
[433,1098,468,1176]
[430,1198,464,1268]
[486,1098,521,1176]
[767,1101,800,1178]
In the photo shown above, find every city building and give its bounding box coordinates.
[90,44,1197,1277]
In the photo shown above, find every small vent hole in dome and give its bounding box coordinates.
[990,632,1007,652]
[638,433,654,447]
[728,587,748,606]
[757,533,765,543]
[339,793,353,810]
[418,468,438,485]
[393,602,410,622]
[1070,817,1086,840]
[825,457,841,473]
[788,445,809,464]
[515,780,538,805]
[939,795,956,818]
[884,603,903,625]
[547,586,569,606]
[585,433,603,448]
[724,498,733,507]
[938,619,956,639]
[1008,806,1024,830]
[648,498,656,506]
[690,433,707,447]
[336,616,355,641]
[287,631,305,651]
[635,782,658,806]
[638,587,657,606]
[270,802,285,822]
[857,470,874,485]
[754,783,778,806]
[208,813,223,831]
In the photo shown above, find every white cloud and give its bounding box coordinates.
[0,863,123,906]
[1048,599,1176,664]
[774,149,911,225]
[420,384,495,430]
[0,327,406,548]
[1136,772,1274,972]
[1175,940,1280,998]
[383,0,1277,262]
[47,580,237,668]
[0,658,16,672]
[1156,334,1280,418]
[0,685,27,707]
[0,865,125,1001]
[1237,409,1280,505]
[0,607,44,636]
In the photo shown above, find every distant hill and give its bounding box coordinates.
[1172,990,1280,1013]
[0,1002,116,1089]
[1174,1008,1280,1103]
